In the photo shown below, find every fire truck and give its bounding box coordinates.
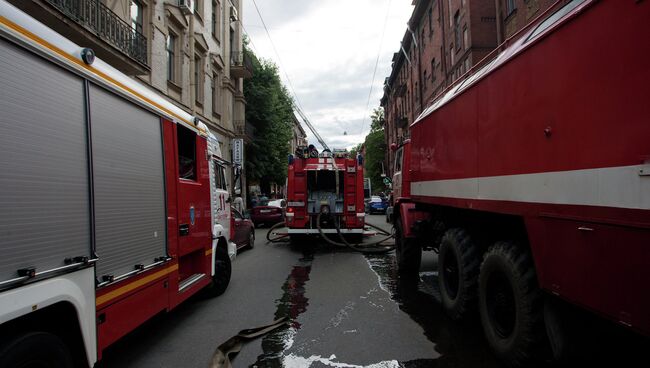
[0,2,235,366]
[391,0,649,365]
[285,148,367,243]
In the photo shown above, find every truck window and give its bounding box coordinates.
[177,125,196,180]
[394,148,403,173]
[213,161,223,189]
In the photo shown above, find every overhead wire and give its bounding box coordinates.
[250,0,308,115]
[359,0,393,136]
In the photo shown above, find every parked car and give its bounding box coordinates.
[365,195,389,214]
[250,199,285,227]
[232,208,255,250]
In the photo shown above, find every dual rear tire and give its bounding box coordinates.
[436,229,544,366]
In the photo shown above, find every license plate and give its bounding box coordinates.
[260,209,272,213]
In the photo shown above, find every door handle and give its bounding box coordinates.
[179,224,190,236]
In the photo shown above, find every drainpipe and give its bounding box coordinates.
[495,0,503,45]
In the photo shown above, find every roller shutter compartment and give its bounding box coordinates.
[89,85,166,280]
[0,38,90,283]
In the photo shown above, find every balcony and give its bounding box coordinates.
[12,0,149,74]
[230,51,253,79]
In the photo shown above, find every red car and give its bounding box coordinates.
[250,199,285,227]
[232,209,255,250]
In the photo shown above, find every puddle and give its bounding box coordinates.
[252,248,314,367]
[364,254,500,368]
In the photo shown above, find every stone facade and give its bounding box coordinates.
[12,0,250,190]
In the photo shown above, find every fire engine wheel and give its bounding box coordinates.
[478,241,543,367]
[438,228,480,320]
[395,217,421,276]
[205,247,231,297]
[0,332,73,368]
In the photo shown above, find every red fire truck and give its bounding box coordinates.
[391,0,649,365]
[285,149,367,243]
[0,2,235,366]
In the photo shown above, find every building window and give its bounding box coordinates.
[506,0,516,15]
[166,33,176,82]
[454,11,461,50]
[428,7,432,33]
[463,27,468,50]
[212,70,221,116]
[195,54,203,104]
[431,58,436,82]
[193,0,201,13]
[177,125,196,181]
[415,82,419,102]
[130,1,143,35]
[450,45,455,66]
[212,0,221,41]
[421,29,425,48]
[464,58,470,73]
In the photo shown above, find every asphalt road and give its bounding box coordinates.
[98,215,648,368]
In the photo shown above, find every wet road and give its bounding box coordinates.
[98,215,649,368]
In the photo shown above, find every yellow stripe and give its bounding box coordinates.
[0,15,206,135]
[205,249,213,256]
[96,264,178,307]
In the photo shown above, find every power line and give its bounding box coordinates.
[359,0,392,136]
[251,0,307,114]
[241,23,260,55]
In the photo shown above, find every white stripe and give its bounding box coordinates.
[411,165,650,210]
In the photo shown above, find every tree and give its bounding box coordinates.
[243,46,294,194]
[362,108,387,194]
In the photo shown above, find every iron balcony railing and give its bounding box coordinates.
[44,0,148,66]
[230,51,253,74]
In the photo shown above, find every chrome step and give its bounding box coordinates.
[178,273,206,292]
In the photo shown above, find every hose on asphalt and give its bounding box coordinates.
[264,213,395,254]
[316,212,396,254]
[208,317,288,368]
[266,221,291,243]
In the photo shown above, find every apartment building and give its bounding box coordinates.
[381,0,557,176]
[11,0,252,187]
[382,0,495,174]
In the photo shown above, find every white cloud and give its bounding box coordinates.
[242,0,413,150]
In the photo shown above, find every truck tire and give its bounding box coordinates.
[438,228,480,320]
[478,242,543,367]
[204,246,231,297]
[395,217,421,276]
[0,332,73,368]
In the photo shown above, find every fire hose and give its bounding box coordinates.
[265,213,395,254]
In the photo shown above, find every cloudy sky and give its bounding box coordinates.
[241,0,414,149]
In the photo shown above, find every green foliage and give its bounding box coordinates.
[369,107,385,133]
[243,46,294,189]
[349,143,362,158]
[363,107,387,194]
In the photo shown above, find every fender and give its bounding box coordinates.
[0,268,97,367]
[398,202,432,239]
[211,224,236,276]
